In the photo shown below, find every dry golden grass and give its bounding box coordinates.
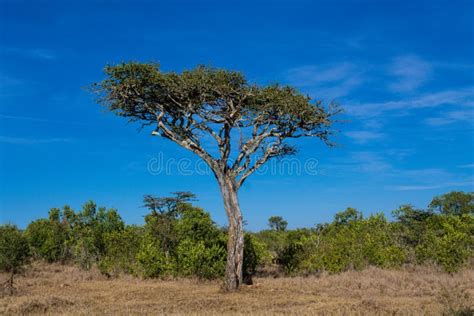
[1,262,473,315]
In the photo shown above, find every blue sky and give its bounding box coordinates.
[0,0,473,230]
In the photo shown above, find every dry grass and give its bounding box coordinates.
[1,263,473,315]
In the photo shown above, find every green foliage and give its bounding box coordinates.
[277,229,313,274]
[392,205,433,247]
[24,208,69,263]
[278,213,407,274]
[334,207,363,226]
[94,63,337,138]
[175,239,226,279]
[243,234,267,280]
[98,225,143,276]
[67,201,125,269]
[0,225,30,273]
[14,191,474,280]
[268,216,288,231]
[137,195,228,279]
[416,214,473,272]
[136,234,171,278]
[429,191,474,216]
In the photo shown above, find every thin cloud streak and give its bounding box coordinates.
[388,55,432,93]
[346,87,474,117]
[424,109,474,126]
[345,131,385,144]
[0,136,72,145]
[391,181,473,191]
[285,63,364,98]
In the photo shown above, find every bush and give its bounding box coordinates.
[175,239,226,279]
[277,229,313,274]
[416,214,473,272]
[67,201,125,269]
[294,214,407,274]
[243,234,267,282]
[98,225,143,276]
[136,233,172,278]
[253,229,287,261]
[24,213,69,263]
[7,191,474,283]
[0,225,31,292]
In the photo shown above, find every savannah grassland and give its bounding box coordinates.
[1,262,473,315]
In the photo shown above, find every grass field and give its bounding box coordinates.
[1,262,473,315]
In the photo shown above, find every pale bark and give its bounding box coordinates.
[216,173,244,291]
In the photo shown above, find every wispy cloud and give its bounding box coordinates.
[334,151,393,174]
[458,163,474,169]
[347,86,474,117]
[424,109,474,126]
[388,55,432,93]
[345,131,385,144]
[391,181,473,191]
[285,63,363,98]
[0,136,71,145]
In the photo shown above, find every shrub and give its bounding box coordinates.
[243,234,268,282]
[277,229,313,274]
[0,225,31,293]
[67,201,125,269]
[299,214,407,274]
[24,214,69,263]
[392,205,433,247]
[98,225,143,276]
[253,229,287,260]
[175,238,226,279]
[136,234,171,278]
[416,214,473,272]
[429,191,474,216]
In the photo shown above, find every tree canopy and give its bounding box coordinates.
[93,63,339,187]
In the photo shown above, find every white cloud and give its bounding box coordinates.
[388,55,432,93]
[347,151,393,173]
[346,86,474,117]
[424,109,474,126]
[345,131,385,144]
[391,181,473,191]
[285,63,363,98]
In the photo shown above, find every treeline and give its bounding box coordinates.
[1,191,473,286]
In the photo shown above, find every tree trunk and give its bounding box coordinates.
[217,173,244,291]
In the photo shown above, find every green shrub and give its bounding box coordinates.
[175,239,226,279]
[99,225,143,276]
[0,225,30,273]
[299,214,406,274]
[136,234,171,278]
[174,205,222,242]
[277,229,313,273]
[392,205,433,247]
[243,234,268,281]
[416,214,473,272]
[253,229,287,261]
[7,191,474,282]
[0,225,31,292]
[24,215,69,263]
[66,202,125,269]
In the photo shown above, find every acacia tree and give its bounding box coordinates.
[93,63,338,290]
[268,216,288,231]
